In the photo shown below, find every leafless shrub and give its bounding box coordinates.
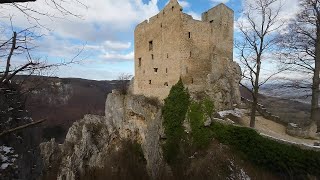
[117,73,132,95]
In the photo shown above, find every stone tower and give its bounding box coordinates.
[133,1,241,110]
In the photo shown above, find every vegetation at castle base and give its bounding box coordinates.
[202,98,215,120]
[162,79,190,164]
[188,99,215,149]
[162,80,320,178]
[187,99,320,177]
[208,123,320,177]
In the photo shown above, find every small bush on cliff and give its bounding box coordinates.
[203,98,215,120]
[145,96,161,107]
[162,79,190,164]
[188,98,215,149]
[116,73,132,95]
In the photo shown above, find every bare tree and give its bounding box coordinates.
[117,73,133,95]
[237,0,285,127]
[0,0,86,136]
[280,0,320,132]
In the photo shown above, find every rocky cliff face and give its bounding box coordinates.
[40,89,284,180]
[206,60,241,111]
[40,92,168,179]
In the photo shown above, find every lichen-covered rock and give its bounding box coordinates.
[40,115,113,180]
[105,93,168,178]
[207,60,241,111]
[286,123,312,139]
[40,93,169,180]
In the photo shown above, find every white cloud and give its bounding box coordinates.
[0,0,157,76]
[101,51,134,61]
[178,0,191,9]
[56,64,131,80]
[236,0,300,33]
[1,0,160,42]
[211,0,230,4]
[187,11,201,20]
[103,41,131,51]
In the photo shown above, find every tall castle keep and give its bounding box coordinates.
[133,0,241,110]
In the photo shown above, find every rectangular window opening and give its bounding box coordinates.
[149,40,153,51]
[172,6,174,11]
[138,58,142,67]
[190,51,192,57]
[191,78,194,84]
[166,68,168,73]
[167,53,169,58]
[151,54,154,59]
[149,80,152,84]
[188,32,191,38]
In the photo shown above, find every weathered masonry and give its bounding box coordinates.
[133,0,241,109]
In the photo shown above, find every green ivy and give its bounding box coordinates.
[162,79,190,164]
[210,123,320,177]
[161,80,320,178]
[203,98,215,120]
[187,97,320,177]
[188,100,214,149]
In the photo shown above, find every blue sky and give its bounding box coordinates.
[0,0,300,80]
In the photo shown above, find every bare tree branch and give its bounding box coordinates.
[0,31,16,83]
[0,119,46,137]
[237,0,284,128]
[0,0,36,4]
[279,0,320,131]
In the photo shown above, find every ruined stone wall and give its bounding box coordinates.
[181,14,211,92]
[133,1,238,107]
[202,4,234,61]
[134,1,184,99]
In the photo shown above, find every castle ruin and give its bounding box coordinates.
[133,0,241,110]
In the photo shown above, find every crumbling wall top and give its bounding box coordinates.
[201,3,234,22]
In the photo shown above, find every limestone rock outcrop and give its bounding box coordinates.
[40,92,168,180]
[206,60,241,110]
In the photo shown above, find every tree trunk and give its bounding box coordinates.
[250,81,260,128]
[312,26,320,132]
[250,59,261,128]
[0,32,16,84]
[250,94,258,128]
[311,66,320,132]
[316,109,320,133]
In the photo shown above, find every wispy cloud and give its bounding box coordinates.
[178,0,191,9]
[103,41,131,51]
[187,11,201,20]
[0,0,158,79]
[101,51,134,61]
[210,0,230,5]
[235,0,300,33]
